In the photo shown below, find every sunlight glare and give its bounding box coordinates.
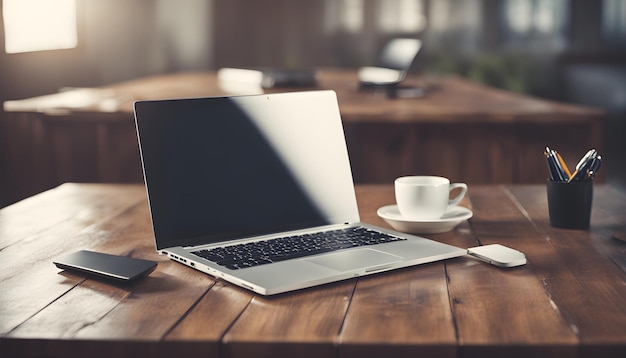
[3,0,77,54]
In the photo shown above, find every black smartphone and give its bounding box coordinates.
[54,250,157,282]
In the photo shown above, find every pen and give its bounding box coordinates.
[545,147,568,182]
[543,147,569,182]
[575,149,596,171]
[587,155,602,180]
[544,147,560,181]
[569,150,598,182]
[550,149,569,181]
[544,147,602,183]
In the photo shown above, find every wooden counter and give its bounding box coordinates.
[1,69,604,206]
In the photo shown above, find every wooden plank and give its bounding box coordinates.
[222,281,355,358]
[0,338,204,358]
[338,264,456,358]
[0,183,144,249]
[5,262,216,358]
[69,260,212,340]
[0,184,147,334]
[6,279,130,339]
[164,280,255,358]
[4,189,216,357]
[506,185,626,357]
[339,185,479,358]
[591,185,626,272]
[447,185,578,358]
[358,184,626,358]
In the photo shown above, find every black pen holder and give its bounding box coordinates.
[547,179,593,230]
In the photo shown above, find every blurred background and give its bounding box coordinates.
[1,0,625,207]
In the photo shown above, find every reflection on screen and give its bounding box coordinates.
[135,92,359,250]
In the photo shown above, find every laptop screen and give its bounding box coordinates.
[134,91,360,250]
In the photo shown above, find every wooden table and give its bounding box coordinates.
[1,69,604,208]
[1,183,625,358]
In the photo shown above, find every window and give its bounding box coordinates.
[325,0,426,34]
[503,0,567,36]
[502,0,568,49]
[377,0,426,33]
[324,0,364,33]
[603,0,626,40]
[3,0,78,54]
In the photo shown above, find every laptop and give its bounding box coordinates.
[358,38,422,86]
[134,90,465,295]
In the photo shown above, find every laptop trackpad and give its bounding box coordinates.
[305,249,402,272]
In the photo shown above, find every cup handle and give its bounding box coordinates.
[448,183,468,208]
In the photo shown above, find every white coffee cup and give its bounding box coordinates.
[394,176,468,220]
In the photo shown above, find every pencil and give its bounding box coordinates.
[555,151,572,179]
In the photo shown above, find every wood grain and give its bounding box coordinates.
[0,184,147,334]
[222,281,355,358]
[338,264,457,358]
[1,183,626,358]
[165,280,254,358]
[505,185,626,357]
[446,186,580,358]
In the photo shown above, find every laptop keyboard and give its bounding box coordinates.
[191,227,405,270]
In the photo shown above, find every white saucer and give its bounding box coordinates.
[377,205,473,234]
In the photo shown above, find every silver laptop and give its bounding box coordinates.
[134,90,465,295]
